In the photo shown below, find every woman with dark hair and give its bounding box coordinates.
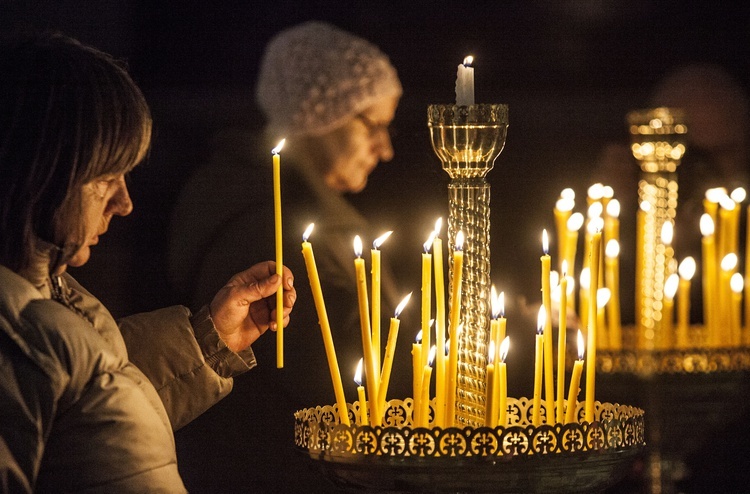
[0,32,296,492]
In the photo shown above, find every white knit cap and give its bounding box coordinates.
[256,21,402,137]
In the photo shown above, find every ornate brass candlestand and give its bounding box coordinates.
[427,104,508,427]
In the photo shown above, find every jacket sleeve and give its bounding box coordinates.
[118,305,256,430]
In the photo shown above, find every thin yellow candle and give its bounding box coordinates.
[604,198,621,248]
[272,139,286,368]
[746,204,750,334]
[635,201,648,341]
[605,239,621,350]
[565,213,585,309]
[378,293,412,420]
[556,262,568,423]
[371,231,392,373]
[301,224,350,425]
[554,193,575,269]
[432,218,446,427]
[662,274,679,349]
[412,331,423,424]
[677,257,696,348]
[422,231,436,368]
[353,235,380,424]
[419,346,436,427]
[579,267,590,332]
[585,228,601,423]
[354,359,368,426]
[498,292,507,344]
[533,306,545,427]
[701,214,718,343]
[596,288,610,350]
[718,195,735,265]
[720,253,738,345]
[729,188,746,257]
[498,336,509,428]
[485,340,496,427]
[446,231,465,427]
[565,330,585,424]
[730,273,743,346]
[541,230,555,424]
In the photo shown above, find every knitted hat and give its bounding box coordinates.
[256,21,402,137]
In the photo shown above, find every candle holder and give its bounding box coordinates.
[295,398,644,493]
[427,103,509,427]
[628,107,687,350]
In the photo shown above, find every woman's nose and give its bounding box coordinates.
[108,179,133,216]
[376,132,394,162]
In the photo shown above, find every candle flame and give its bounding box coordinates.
[549,270,559,289]
[415,330,423,344]
[423,230,436,253]
[272,138,286,155]
[499,336,510,362]
[700,214,715,236]
[434,217,443,236]
[444,339,450,355]
[487,340,495,364]
[577,330,585,360]
[302,223,315,241]
[730,187,746,203]
[462,55,473,66]
[580,267,590,290]
[395,292,412,317]
[664,274,679,299]
[606,198,621,218]
[567,212,584,231]
[455,230,465,250]
[719,195,736,211]
[560,187,576,201]
[602,185,614,199]
[639,200,652,213]
[353,235,363,257]
[587,183,604,200]
[555,197,575,212]
[679,257,696,280]
[660,220,674,245]
[428,345,437,366]
[705,187,727,203]
[536,306,546,334]
[542,229,549,255]
[490,285,499,319]
[373,231,393,249]
[605,239,620,258]
[587,216,604,234]
[721,253,738,272]
[587,202,603,219]
[731,272,744,294]
[562,260,568,278]
[596,287,611,308]
[354,358,363,386]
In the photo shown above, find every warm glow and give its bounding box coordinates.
[499,336,510,362]
[434,217,443,236]
[580,267,591,290]
[721,253,738,272]
[730,187,746,203]
[661,221,674,245]
[423,230,436,253]
[354,358,364,386]
[577,329,585,360]
[606,199,621,218]
[731,273,744,294]
[373,231,393,249]
[567,212,584,231]
[302,223,315,241]
[487,340,496,364]
[587,183,604,201]
[605,239,620,258]
[542,229,549,254]
[395,292,412,317]
[596,287,611,308]
[556,197,575,212]
[272,139,286,155]
[664,274,679,299]
[678,257,696,280]
[455,230,465,250]
[700,214,715,236]
[353,235,363,257]
[536,305,546,334]
[463,55,474,66]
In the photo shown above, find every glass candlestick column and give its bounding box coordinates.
[628,107,687,351]
[428,104,508,427]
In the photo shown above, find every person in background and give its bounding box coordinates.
[168,21,408,492]
[0,32,295,492]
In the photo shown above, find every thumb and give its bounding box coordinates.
[242,273,281,302]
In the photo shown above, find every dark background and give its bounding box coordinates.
[3,1,750,492]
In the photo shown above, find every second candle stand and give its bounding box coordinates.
[427,103,509,427]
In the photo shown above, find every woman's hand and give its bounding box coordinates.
[209,261,296,352]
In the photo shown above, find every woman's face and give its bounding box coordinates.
[63,174,133,268]
[315,95,400,193]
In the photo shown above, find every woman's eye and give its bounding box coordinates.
[94,178,118,198]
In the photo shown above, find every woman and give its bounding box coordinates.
[0,32,296,492]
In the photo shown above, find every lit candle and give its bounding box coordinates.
[604,199,621,248]
[718,195,736,265]
[378,293,412,420]
[485,340,496,427]
[565,330,585,424]
[498,336,509,428]
[455,55,474,106]
[353,235,380,424]
[554,192,575,270]
[412,330,423,424]
[662,274,679,349]
[585,228,601,423]
[272,139,286,368]
[635,201,649,341]
[432,218,447,427]
[533,306,545,426]
[700,214,717,343]
[419,346,436,427]
[720,253,738,346]
[371,231,392,372]
[541,230,555,424]
[301,224,349,425]
[354,358,368,426]
[730,273,743,346]
[422,231,436,369]
[604,239,621,350]
[565,212,585,303]
[587,183,604,207]
[579,267,590,332]
[446,231,465,426]
[596,288,610,350]
[556,262,568,423]
[676,257,696,348]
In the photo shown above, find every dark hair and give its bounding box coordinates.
[0,32,152,272]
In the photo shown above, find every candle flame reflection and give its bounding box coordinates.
[302,223,314,241]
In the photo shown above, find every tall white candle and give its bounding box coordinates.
[455,56,475,106]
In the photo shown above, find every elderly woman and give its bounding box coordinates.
[0,32,295,492]
[168,21,406,492]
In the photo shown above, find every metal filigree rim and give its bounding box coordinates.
[427,104,509,126]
